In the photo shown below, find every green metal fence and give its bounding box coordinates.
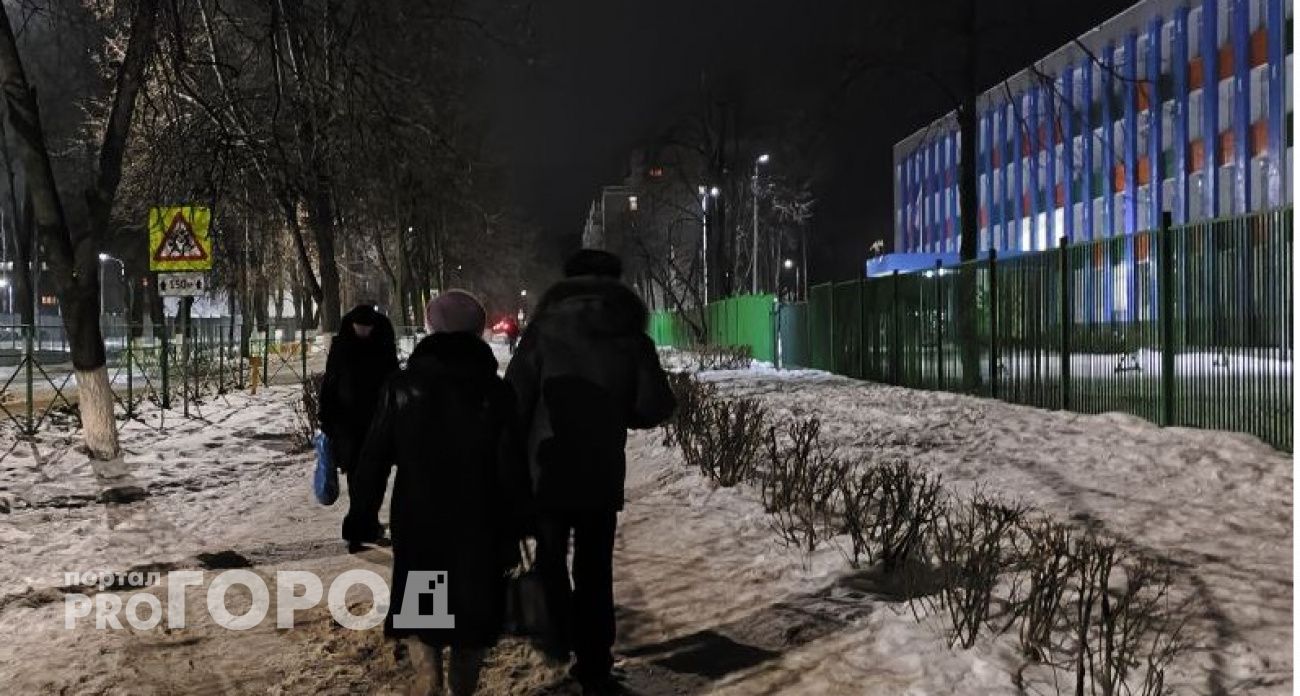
[655,209,1293,451]
[776,302,810,369]
[0,319,441,437]
[650,294,778,363]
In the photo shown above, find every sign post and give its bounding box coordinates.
[148,206,213,410]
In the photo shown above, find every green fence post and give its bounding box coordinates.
[1059,236,1071,411]
[891,270,901,384]
[238,322,246,390]
[182,319,190,419]
[827,287,836,373]
[1159,211,1175,427]
[989,249,999,399]
[218,323,226,394]
[800,295,811,369]
[126,333,134,417]
[24,323,34,435]
[935,260,944,389]
[261,327,270,387]
[300,324,308,382]
[858,278,867,379]
[160,328,171,410]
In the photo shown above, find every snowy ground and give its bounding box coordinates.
[0,354,1290,694]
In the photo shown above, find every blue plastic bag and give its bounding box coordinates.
[313,431,339,505]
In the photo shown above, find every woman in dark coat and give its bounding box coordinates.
[318,304,400,546]
[353,291,527,695]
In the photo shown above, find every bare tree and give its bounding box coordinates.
[0,0,159,459]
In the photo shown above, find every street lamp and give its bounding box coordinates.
[782,258,800,301]
[751,153,770,294]
[698,186,710,304]
[97,253,125,318]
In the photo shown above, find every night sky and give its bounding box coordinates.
[476,0,1137,282]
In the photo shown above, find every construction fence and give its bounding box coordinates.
[651,208,1293,451]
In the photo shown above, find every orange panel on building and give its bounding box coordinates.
[1190,140,1205,172]
[1134,234,1151,262]
[1250,120,1269,156]
[1249,28,1268,67]
[1189,57,1204,90]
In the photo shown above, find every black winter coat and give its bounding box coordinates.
[505,276,675,512]
[356,332,528,648]
[318,308,400,468]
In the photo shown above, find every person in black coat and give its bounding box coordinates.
[505,250,675,690]
[318,304,400,546]
[353,291,527,695]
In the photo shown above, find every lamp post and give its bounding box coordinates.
[699,186,720,305]
[98,253,126,350]
[751,153,770,295]
[97,253,126,317]
[783,258,800,302]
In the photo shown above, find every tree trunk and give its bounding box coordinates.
[434,208,447,293]
[0,0,159,459]
[957,0,983,391]
[11,191,33,326]
[76,365,116,458]
[305,186,341,332]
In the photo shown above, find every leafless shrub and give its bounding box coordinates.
[871,460,945,573]
[1010,516,1076,662]
[662,372,718,447]
[1064,535,1188,696]
[837,464,881,568]
[678,397,768,487]
[1035,534,1191,696]
[692,344,753,371]
[761,418,848,553]
[923,488,1029,648]
[292,373,324,450]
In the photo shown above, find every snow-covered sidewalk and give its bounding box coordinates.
[0,364,1290,694]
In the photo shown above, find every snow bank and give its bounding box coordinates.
[630,367,1291,694]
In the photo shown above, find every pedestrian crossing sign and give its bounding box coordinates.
[149,206,213,271]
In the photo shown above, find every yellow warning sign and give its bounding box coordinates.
[148,206,213,272]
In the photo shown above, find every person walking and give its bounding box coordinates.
[505,250,675,692]
[318,304,400,549]
[352,290,529,695]
[503,314,521,355]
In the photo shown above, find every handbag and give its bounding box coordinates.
[312,431,339,505]
[630,335,676,430]
[504,541,551,638]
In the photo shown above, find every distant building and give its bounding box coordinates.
[587,144,706,310]
[876,0,1292,278]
